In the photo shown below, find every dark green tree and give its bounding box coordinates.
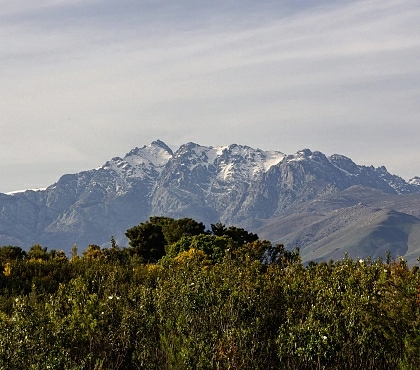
[211,223,258,245]
[26,244,50,261]
[149,216,206,244]
[265,243,300,266]
[126,221,166,262]
[0,246,26,264]
[101,236,129,263]
[126,217,207,263]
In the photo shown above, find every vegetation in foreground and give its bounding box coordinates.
[1,217,420,369]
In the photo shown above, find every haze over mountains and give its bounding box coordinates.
[1,140,420,263]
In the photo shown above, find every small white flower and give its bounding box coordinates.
[359,259,364,263]
[108,295,113,300]
[322,335,327,340]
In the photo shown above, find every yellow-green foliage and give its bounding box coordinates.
[0,235,419,369]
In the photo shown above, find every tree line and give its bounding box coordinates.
[0,217,419,369]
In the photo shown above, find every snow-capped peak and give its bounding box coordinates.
[126,140,173,168]
[171,142,285,182]
[101,140,172,179]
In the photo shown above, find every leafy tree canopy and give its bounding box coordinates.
[210,222,259,245]
[165,234,235,263]
[0,246,26,264]
[126,221,166,262]
[149,216,206,244]
[126,217,207,262]
[27,243,51,261]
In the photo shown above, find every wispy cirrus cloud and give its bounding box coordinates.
[1,0,419,192]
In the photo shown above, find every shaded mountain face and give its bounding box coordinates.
[253,198,420,265]
[1,140,419,262]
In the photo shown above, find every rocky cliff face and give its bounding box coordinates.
[151,142,286,223]
[1,140,419,258]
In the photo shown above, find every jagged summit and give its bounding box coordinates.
[150,139,173,154]
[328,154,360,174]
[169,142,285,183]
[100,140,173,180]
[5,141,420,199]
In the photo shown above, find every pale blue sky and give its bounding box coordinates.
[1,0,419,192]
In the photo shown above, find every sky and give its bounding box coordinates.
[1,0,420,193]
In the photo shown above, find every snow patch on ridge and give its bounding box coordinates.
[6,188,46,195]
[101,141,172,179]
[185,143,285,182]
[409,177,420,186]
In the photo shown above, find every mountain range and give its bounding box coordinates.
[1,140,420,263]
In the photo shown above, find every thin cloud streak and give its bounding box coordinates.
[1,0,419,192]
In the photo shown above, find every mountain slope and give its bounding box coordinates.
[0,140,173,248]
[254,201,420,264]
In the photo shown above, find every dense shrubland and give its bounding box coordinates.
[0,217,419,369]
